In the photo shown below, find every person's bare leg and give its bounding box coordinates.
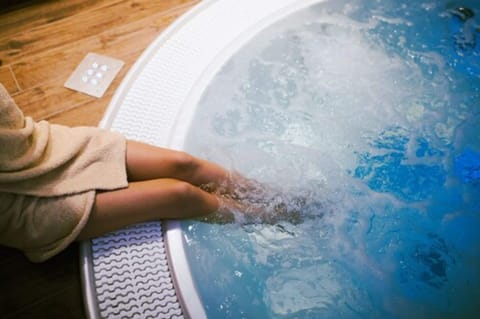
[77,178,220,240]
[126,140,229,186]
[125,141,267,197]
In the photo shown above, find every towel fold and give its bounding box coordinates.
[0,84,128,196]
[0,83,128,262]
[0,191,95,262]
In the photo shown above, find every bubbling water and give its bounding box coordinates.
[183,0,480,318]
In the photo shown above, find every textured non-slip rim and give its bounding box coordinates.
[80,0,324,318]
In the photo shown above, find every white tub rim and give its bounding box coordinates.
[80,0,326,318]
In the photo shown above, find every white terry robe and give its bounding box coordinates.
[0,83,128,262]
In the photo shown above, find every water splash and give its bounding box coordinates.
[183,0,480,318]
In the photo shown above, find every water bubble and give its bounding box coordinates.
[183,0,480,317]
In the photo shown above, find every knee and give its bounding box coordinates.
[170,151,199,179]
[167,179,197,201]
[144,178,218,217]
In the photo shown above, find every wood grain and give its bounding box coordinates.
[0,65,19,94]
[0,1,199,318]
[11,4,190,121]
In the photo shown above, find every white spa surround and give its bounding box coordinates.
[80,0,325,318]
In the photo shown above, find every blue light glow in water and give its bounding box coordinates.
[182,0,480,318]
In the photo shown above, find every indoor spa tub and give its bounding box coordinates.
[81,0,480,318]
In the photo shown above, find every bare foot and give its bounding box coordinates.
[199,171,307,225]
[201,193,306,225]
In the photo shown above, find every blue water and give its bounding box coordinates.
[182,0,480,318]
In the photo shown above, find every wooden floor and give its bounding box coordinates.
[0,1,198,318]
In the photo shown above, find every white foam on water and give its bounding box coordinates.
[183,0,479,317]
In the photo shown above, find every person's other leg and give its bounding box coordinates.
[125,141,266,198]
[77,178,220,240]
[125,140,229,187]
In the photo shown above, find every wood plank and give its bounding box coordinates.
[0,0,196,65]
[12,2,196,120]
[0,0,106,36]
[13,83,94,121]
[0,245,82,318]
[14,47,141,121]
[47,98,108,127]
[11,2,187,90]
[6,283,85,319]
[0,65,19,94]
